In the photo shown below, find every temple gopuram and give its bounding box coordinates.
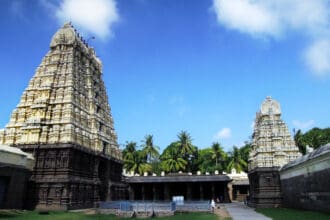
[0,23,125,210]
[248,97,301,207]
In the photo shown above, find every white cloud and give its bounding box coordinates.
[292,120,315,130]
[213,0,280,38]
[304,39,330,76]
[212,0,329,39]
[56,0,119,40]
[214,128,232,140]
[212,0,330,76]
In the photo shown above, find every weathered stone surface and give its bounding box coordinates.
[20,143,125,210]
[248,167,282,208]
[249,97,301,170]
[0,23,121,159]
[280,144,330,213]
[0,23,125,210]
[248,97,301,208]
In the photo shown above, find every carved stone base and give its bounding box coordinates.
[248,167,282,208]
[16,143,125,210]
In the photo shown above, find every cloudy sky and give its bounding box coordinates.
[0,0,329,151]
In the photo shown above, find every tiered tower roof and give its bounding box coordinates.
[0,23,121,159]
[249,97,301,170]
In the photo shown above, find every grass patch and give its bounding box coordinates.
[157,212,217,220]
[0,211,113,220]
[0,211,217,220]
[256,208,330,220]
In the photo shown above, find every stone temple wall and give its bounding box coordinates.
[280,144,330,213]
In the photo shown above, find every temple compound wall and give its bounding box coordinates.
[248,97,301,208]
[0,23,125,210]
[280,144,330,213]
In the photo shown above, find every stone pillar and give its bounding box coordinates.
[141,185,145,201]
[227,182,233,202]
[129,185,134,200]
[199,183,204,200]
[186,183,192,200]
[164,184,170,201]
[153,184,156,201]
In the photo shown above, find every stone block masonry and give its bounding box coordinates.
[0,23,125,210]
[280,144,330,213]
[248,97,301,208]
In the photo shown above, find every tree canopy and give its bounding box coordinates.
[122,127,329,175]
[294,127,330,154]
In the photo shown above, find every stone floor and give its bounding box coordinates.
[223,202,271,220]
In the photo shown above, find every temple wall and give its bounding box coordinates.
[280,144,330,213]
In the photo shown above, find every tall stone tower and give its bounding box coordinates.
[248,97,301,208]
[0,23,125,210]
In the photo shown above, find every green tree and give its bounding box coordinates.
[197,148,216,173]
[142,134,159,163]
[176,131,197,172]
[176,131,194,157]
[123,141,151,175]
[294,129,307,155]
[303,127,330,149]
[226,146,247,173]
[160,142,187,172]
[161,157,187,173]
[211,142,225,167]
[293,127,330,153]
[122,141,137,161]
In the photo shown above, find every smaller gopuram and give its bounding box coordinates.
[248,97,301,207]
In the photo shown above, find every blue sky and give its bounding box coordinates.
[0,0,329,152]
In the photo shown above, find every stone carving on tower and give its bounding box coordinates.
[248,97,301,208]
[0,23,126,210]
[249,96,301,170]
[0,23,120,159]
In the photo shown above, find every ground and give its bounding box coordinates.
[0,210,217,220]
[256,208,330,220]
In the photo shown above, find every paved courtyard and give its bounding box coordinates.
[224,202,271,220]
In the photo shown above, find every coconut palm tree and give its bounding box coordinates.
[227,146,247,173]
[124,149,152,175]
[160,144,187,172]
[211,142,225,167]
[161,157,187,173]
[122,141,137,161]
[142,134,159,163]
[123,141,151,175]
[176,131,194,157]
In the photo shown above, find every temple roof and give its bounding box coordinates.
[281,143,330,171]
[125,175,232,183]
